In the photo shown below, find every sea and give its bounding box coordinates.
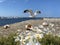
[0,17,43,26]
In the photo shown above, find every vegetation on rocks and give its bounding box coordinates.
[0,19,60,45]
[39,34,60,45]
[0,33,20,45]
[0,32,60,45]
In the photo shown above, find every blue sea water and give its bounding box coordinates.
[0,17,43,26]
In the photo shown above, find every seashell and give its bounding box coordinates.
[4,24,10,29]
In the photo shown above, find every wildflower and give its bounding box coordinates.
[18,34,21,37]
[36,42,41,45]
[38,25,44,29]
[27,36,35,45]
[34,27,43,33]
[26,30,30,33]
[17,29,21,32]
[27,33,31,36]
[46,31,52,35]
[16,33,19,35]
[52,28,55,32]
[24,36,31,41]
[15,37,20,42]
[34,26,38,30]
[43,28,47,32]
[22,41,26,45]
[35,34,43,39]
[46,27,49,30]
[49,23,54,27]
[37,29,43,33]
[26,42,35,45]
[14,36,17,39]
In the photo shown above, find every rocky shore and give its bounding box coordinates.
[0,18,60,36]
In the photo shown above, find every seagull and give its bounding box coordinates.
[24,9,41,17]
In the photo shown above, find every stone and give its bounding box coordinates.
[3,24,10,29]
[25,24,33,30]
[42,22,48,26]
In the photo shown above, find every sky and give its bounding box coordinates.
[0,0,60,17]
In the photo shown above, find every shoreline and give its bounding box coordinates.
[0,18,60,36]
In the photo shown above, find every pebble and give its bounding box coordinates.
[42,22,48,26]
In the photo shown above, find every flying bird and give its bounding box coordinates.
[24,9,41,17]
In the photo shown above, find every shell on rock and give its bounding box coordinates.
[3,24,10,29]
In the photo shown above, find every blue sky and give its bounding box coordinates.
[0,0,60,17]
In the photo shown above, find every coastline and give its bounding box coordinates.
[0,18,60,36]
